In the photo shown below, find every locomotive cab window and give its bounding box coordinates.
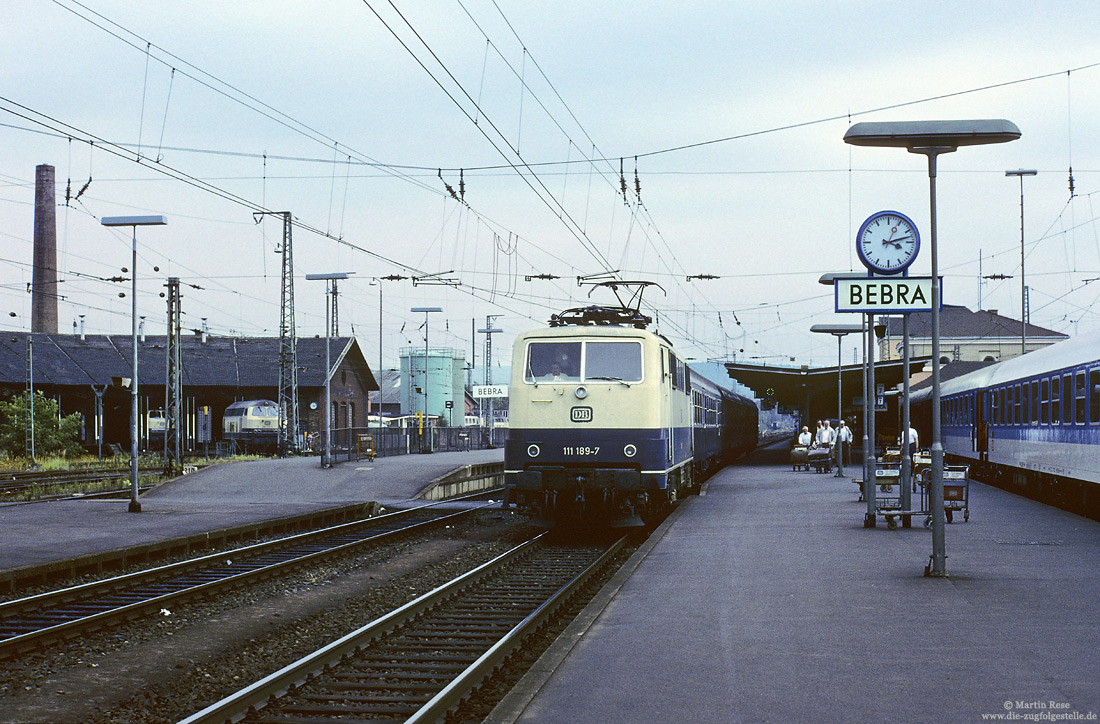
[523,340,641,384]
[586,341,643,383]
[524,341,581,382]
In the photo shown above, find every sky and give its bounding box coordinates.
[2,1,1099,380]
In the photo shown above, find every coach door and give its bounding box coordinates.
[975,390,989,460]
[663,348,674,463]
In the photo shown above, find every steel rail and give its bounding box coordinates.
[0,496,496,658]
[176,534,624,724]
[407,536,626,724]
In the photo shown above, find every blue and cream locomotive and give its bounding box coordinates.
[504,304,757,527]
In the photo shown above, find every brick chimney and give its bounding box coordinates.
[32,164,58,334]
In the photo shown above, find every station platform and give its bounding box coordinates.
[0,449,503,584]
[490,444,1100,724]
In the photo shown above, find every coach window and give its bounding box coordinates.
[1040,378,1050,424]
[1014,384,1022,424]
[1090,369,1100,424]
[1048,377,1056,423]
[1076,372,1087,424]
[1061,374,1071,424]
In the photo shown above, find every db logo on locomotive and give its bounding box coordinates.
[570,406,593,423]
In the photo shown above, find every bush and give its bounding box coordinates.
[0,391,84,459]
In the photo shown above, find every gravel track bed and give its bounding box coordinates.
[0,508,532,724]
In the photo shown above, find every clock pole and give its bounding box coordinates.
[845,118,1021,577]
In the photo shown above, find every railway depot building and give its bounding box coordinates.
[0,332,376,454]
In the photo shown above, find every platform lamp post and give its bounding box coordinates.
[411,307,442,453]
[101,215,167,513]
[306,272,353,468]
[810,323,862,464]
[819,273,875,507]
[845,120,1021,576]
[1006,169,1037,357]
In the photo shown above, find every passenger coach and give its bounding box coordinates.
[912,328,1100,517]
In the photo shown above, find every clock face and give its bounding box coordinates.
[856,211,920,274]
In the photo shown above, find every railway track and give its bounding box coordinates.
[0,498,494,659]
[178,533,624,724]
[0,466,160,502]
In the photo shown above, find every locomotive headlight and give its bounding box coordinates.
[624,444,637,458]
[575,386,588,399]
[527,444,541,458]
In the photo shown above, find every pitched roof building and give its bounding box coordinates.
[879,305,1067,364]
[0,333,376,453]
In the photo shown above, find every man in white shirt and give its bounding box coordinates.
[797,426,813,446]
[903,426,919,460]
[817,419,836,447]
[835,420,853,477]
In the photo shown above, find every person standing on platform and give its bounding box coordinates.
[835,420,853,477]
[817,420,835,447]
[798,426,813,447]
[903,425,919,460]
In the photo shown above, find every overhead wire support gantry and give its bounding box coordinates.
[254,211,300,457]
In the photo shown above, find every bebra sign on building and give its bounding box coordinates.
[835,276,939,313]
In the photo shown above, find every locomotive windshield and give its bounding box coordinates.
[524,340,642,383]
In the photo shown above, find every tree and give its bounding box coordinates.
[0,391,84,459]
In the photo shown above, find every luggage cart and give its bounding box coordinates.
[808,444,833,473]
[918,463,970,526]
[790,444,810,471]
[873,462,923,529]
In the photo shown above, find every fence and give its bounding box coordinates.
[312,426,507,463]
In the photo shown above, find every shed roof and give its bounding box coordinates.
[0,333,376,392]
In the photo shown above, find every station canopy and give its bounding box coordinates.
[724,357,929,421]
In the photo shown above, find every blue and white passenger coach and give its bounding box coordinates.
[913,328,1100,516]
[504,306,756,527]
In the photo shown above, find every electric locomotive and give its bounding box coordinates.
[911,328,1100,517]
[504,302,757,527]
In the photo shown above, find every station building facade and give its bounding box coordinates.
[879,305,1067,364]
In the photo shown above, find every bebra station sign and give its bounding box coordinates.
[834,276,939,313]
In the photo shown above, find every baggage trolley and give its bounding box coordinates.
[356,433,377,462]
[790,444,810,471]
[808,444,833,473]
[918,463,970,527]
[873,462,925,529]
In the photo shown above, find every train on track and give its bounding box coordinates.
[222,398,283,453]
[911,328,1100,519]
[503,297,758,528]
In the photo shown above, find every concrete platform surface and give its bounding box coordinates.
[495,446,1100,724]
[0,449,502,575]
